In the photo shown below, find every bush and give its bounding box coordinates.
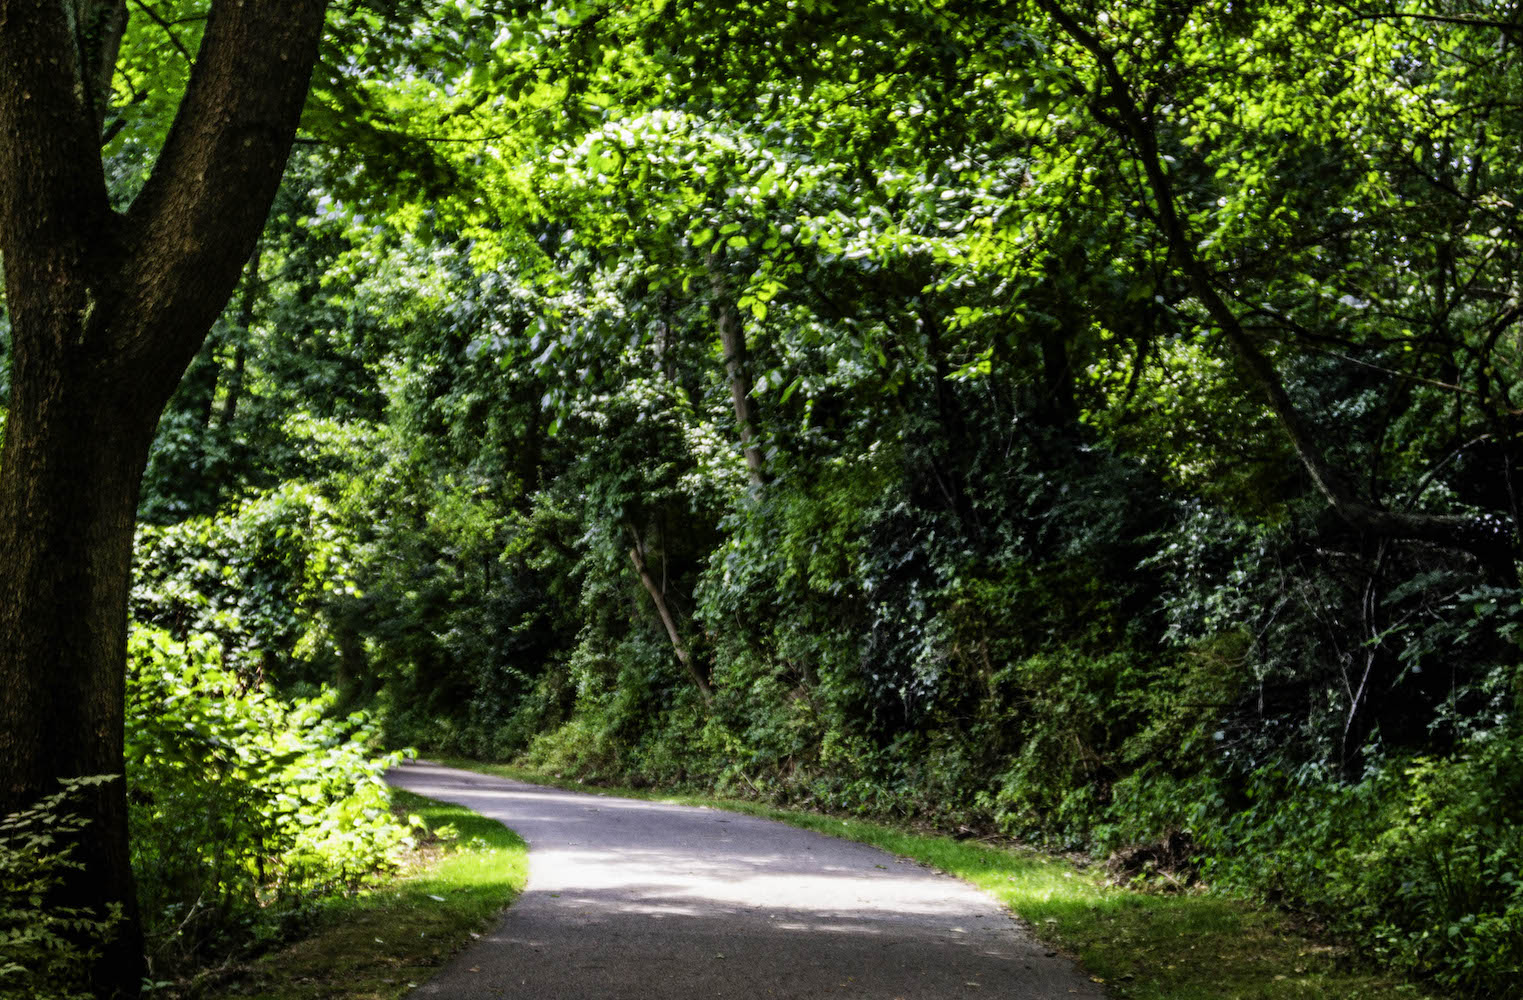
[131,482,359,691]
[1200,732,1523,998]
[126,626,409,975]
[0,777,124,1000]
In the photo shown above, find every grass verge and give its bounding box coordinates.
[211,789,526,1000]
[436,757,1433,1000]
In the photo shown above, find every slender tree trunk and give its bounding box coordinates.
[627,525,713,702]
[708,258,767,487]
[1039,247,1088,437]
[221,343,248,428]
[218,251,261,430]
[1037,309,1081,437]
[922,305,976,528]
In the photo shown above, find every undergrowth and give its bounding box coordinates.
[208,789,526,1000]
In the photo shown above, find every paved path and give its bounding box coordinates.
[386,760,1106,999]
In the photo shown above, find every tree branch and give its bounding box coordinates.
[66,0,128,134]
[1036,0,1515,570]
[0,1,121,333]
[129,0,196,66]
[119,0,329,401]
[627,524,713,702]
[1346,12,1523,33]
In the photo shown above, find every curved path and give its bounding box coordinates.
[386,760,1106,999]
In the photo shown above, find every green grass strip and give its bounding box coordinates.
[218,789,527,1000]
[437,757,1433,1000]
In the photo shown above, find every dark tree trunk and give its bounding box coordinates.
[190,350,223,431]
[0,367,157,995]
[707,257,767,487]
[221,342,248,428]
[0,2,329,997]
[218,251,262,430]
[922,305,976,529]
[627,524,713,702]
[1038,322,1080,436]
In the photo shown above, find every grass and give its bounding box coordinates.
[435,757,1435,1000]
[210,790,527,1000]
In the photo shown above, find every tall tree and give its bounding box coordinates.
[0,1,328,995]
[1028,0,1522,579]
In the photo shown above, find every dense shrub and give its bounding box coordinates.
[420,413,1523,997]
[1199,736,1523,998]
[126,626,408,976]
[131,482,358,691]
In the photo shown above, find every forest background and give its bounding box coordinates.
[3,1,1523,998]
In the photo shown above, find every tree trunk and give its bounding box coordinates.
[922,304,976,528]
[708,258,767,487]
[1036,265,1082,438]
[0,2,329,996]
[627,525,713,702]
[221,342,248,428]
[218,251,262,430]
[0,372,159,995]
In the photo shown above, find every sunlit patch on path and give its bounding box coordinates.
[386,760,1106,999]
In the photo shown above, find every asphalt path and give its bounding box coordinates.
[386,760,1107,999]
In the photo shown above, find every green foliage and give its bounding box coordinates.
[125,627,409,975]
[227,789,528,1000]
[133,482,359,690]
[107,1,1523,995]
[0,778,124,1000]
[1201,734,1523,998]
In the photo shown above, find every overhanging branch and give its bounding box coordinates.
[1036,0,1515,570]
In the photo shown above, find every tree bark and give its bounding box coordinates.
[1038,323,1080,434]
[217,251,262,430]
[0,2,329,996]
[627,525,713,702]
[0,382,158,994]
[708,257,767,487]
[65,0,128,135]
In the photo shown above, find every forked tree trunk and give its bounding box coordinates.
[0,2,329,996]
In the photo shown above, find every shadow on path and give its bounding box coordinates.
[387,759,1106,999]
